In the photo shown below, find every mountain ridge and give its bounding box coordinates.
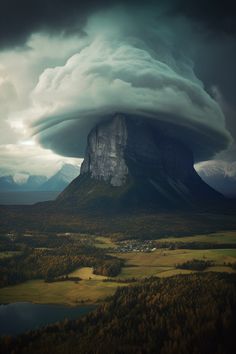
[0,164,80,192]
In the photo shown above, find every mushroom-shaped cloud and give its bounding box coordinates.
[30,7,232,162]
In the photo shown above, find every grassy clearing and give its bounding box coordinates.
[0,278,126,306]
[94,236,117,249]
[114,248,236,280]
[116,248,236,267]
[206,265,236,273]
[157,269,195,277]
[116,266,173,279]
[69,267,107,280]
[94,231,236,248]
[0,251,21,259]
[0,249,235,305]
[1,234,235,306]
[157,230,236,244]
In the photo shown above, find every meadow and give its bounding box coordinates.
[0,277,125,305]
[157,230,236,244]
[114,248,236,279]
[112,231,236,279]
[0,230,235,305]
[0,251,21,259]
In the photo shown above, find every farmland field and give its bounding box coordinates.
[69,267,107,280]
[94,236,117,249]
[0,278,126,305]
[156,230,236,244]
[1,231,236,305]
[113,248,236,279]
[0,251,21,259]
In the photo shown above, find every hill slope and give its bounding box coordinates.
[3,273,236,354]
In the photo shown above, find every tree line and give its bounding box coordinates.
[1,272,236,354]
[0,242,123,287]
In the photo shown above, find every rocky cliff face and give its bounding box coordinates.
[81,115,128,187]
[57,114,225,211]
[80,114,196,185]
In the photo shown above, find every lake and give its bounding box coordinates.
[0,302,95,336]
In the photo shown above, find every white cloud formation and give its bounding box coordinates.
[28,7,231,161]
[0,32,85,175]
[0,6,233,178]
[0,143,82,177]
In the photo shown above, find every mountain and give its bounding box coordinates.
[196,160,236,198]
[0,175,19,191]
[0,174,48,192]
[57,115,225,212]
[40,164,80,191]
[22,175,48,191]
[0,164,80,193]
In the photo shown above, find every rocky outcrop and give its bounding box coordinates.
[57,114,225,211]
[80,114,196,186]
[81,115,128,187]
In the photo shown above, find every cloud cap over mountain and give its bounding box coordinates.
[29,6,231,162]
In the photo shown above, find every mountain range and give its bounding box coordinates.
[0,164,80,192]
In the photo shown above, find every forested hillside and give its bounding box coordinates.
[2,273,236,354]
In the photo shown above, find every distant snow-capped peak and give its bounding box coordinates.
[195,160,236,179]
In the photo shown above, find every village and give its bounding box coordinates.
[115,239,157,253]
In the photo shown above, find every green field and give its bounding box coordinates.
[0,278,126,306]
[157,230,236,244]
[114,248,236,279]
[1,231,236,306]
[109,230,236,279]
[0,251,21,259]
[69,267,107,280]
[94,236,117,249]
[0,248,235,304]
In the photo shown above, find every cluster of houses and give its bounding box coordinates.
[115,240,157,253]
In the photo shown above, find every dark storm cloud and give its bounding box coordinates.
[193,39,236,150]
[1,1,235,116]
[173,0,236,34]
[1,0,235,165]
[2,0,235,108]
[26,5,231,162]
[1,0,236,49]
[0,0,114,48]
[3,1,118,49]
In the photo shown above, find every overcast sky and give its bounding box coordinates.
[0,0,235,177]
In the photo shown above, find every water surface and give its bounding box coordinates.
[0,302,95,336]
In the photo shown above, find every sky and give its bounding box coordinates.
[0,0,236,178]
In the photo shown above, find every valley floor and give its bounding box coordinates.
[0,231,236,306]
